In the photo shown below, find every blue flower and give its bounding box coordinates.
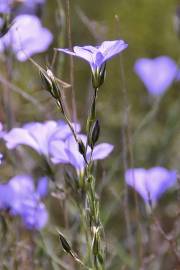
[0,184,13,209]
[134,56,177,96]
[57,40,128,73]
[0,0,12,13]
[50,134,114,174]
[0,14,53,61]
[4,120,80,158]
[125,167,177,205]
[0,175,48,230]
[0,0,46,14]
[36,176,48,198]
[0,123,5,164]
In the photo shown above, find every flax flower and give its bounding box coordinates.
[0,175,48,229]
[125,167,177,205]
[134,56,177,96]
[50,134,114,175]
[4,120,80,158]
[0,14,53,61]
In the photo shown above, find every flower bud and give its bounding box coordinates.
[78,138,87,163]
[59,233,72,254]
[90,119,100,149]
[92,227,100,256]
[40,69,61,100]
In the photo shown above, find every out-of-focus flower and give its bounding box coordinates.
[0,14,53,61]
[0,122,3,139]
[15,0,46,16]
[0,0,45,14]
[50,134,114,174]
[0,0,12,13]
[57,40,128,87]
[36,176,48,197]
[4,120,80,158]
[0,123,4,164]
[23,0,45,6]
[0,153,3,164]
[125,167,177,205]
[0,175,48,230]
[0,184,13,209]
[134,56,177,96]
[20,198,48,230]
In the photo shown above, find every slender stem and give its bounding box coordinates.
[56,63,104,268]
[83,84,105,270]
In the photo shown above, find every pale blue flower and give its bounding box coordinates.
[50,134,114,174]
[0,184,13,209]
[0,14,53,61]
[0,0,45,14]
[125,167,177,204]
[134,56,177,96]
[4,120,80,158]
[36,176,48,198]
[0,175,48,230]
[0,123,4,164]
[57,40,128,73]
[0,0,12,13]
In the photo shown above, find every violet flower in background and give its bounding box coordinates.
[15,0,46,16]
[0,14,53,61]
[50,134,114,174]
[0,122,6,138]
[57,40,128,74]
[0,0,45,14]
[0,153,3,164]
[0,123,4,164]
[0,0,12,13]
[24,0,45,6]
[0,175,48,230]
[134,56,177,96]
[0,183,13,209]
[125,167,177,205]
[4,120,80,158]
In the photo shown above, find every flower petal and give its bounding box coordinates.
[23,121,58,156]
[125,167,177,203]
[0,15,53,61]
[21,200,48,230]
[4,128,40,153]
[0,184,13,210]
[51,121,81,141]
[99,40,128,62]
[50,140,69,164]
[91,143,114,160]
[65,134,86,171]
[12,15,53,61]
[146,167,177,201]
[73,46,94,63]
[8,175,35,214]
[125,168,149,202]
[134,56,177,96]
[36,177,48,198]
